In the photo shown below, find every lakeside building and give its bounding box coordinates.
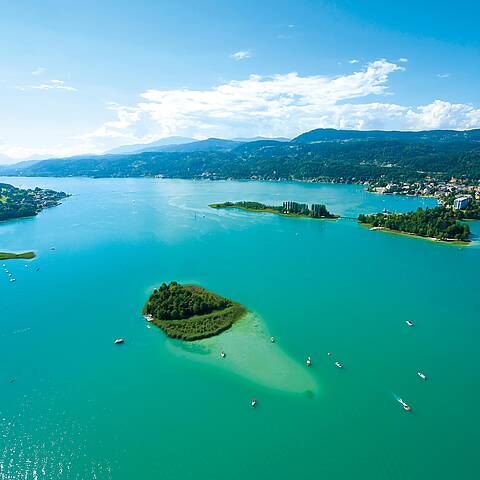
[453,196,471,210]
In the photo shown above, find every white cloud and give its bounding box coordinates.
[398,57,408,63]
[16,79,77,92]
[349,59,359,64]
[32,67,46,76]
[4,59,480,159]
[437,73,450,78]
[231,50,252,61]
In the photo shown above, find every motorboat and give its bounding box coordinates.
[398,398,411,411]
[220,351,226,358]
[335,361,343,369]
[327,352,332,356]
[251,398,257,407]
[270,336,275,343]
[9,278,16,283]
[306,356,312,367]
[114,338,124,345]
[405,320,414,327]
[417,372,426,380]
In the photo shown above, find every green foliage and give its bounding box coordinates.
[210,200,336,218]
[0,251,36,260]
[6,135,480,183]
[359,207,471,242]
[143,283,246,341]
[0,183,69,222]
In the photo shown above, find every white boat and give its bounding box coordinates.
[398,398,411,411]
[417,372,426,380]
[114,338,124,345]
[143,314,154,322]
[306,356,312,367]
[270,336,275,343]
[9,278,16,283]
[405,320,414,327]
[251,398,257,407]
[327,352,332,356]
[335,361,343,369]
[220,351,226,358]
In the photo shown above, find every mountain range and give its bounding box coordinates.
[1,128,480,183]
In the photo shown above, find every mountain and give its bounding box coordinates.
[232,136,290,143]
[105,136,196,155]
[0,153,14,166]
[149,138,243,153]
[292,128,480,144]
[3,128,480,182]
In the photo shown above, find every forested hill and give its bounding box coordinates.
[2,128,480,182]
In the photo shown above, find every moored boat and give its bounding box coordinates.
[335,361,343,369]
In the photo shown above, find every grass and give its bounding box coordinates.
[143,284,247,341]
[0,251,36,260]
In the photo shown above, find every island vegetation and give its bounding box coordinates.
[0,183,69,222]
[0,251,36,260]
[143,282,246,341]
[210,201,338,219]
[358,206,471,243]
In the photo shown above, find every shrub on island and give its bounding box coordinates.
[143,282,246,341]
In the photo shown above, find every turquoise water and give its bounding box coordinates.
[1,177,479,479]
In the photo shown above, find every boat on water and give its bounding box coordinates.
[405,320,414,327]
[417,372,426,380]
[251,398,257,407]
[398,398,411,411]
[9,278,16,283]
[270,336,275,343]
[306,356,312,367]
[335,361,343,369]
[143,314,154,322]
[327,352,332,356]
[114,338,124,345]
[220,351,226,358]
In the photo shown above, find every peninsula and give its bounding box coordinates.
[0,183,69,222]
[143,282,247,341]
[0,251,36,260]
[210,201,338,219]
[358,206,471,244]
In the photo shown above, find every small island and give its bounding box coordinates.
[358,206,471,244]
[0,183,69,222]
[210,201,338,219]
[143,282,247,341]
[0,251,36,260]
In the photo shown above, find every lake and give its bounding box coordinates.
[1,177,479,480]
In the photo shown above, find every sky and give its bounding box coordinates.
[1,0,480,162]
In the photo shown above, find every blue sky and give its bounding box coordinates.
[1,0,480,161]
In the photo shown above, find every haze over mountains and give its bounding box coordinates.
[1,128,480,183]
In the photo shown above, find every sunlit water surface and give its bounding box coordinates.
[1,177,479,479]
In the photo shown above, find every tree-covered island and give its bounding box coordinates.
[358,206,471,243]
[0,183,69,222]
[143,282,247,341]
[210,201,338,219]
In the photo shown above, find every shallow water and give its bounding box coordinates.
[1,177,479,479]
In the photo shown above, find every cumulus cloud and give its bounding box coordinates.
[5,59,480,159]
[16,79,77,92]
[231,50,252,60]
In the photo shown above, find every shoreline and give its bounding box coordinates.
[0,251,36,260]
[363,224,470,246]
[209,204,339,220]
